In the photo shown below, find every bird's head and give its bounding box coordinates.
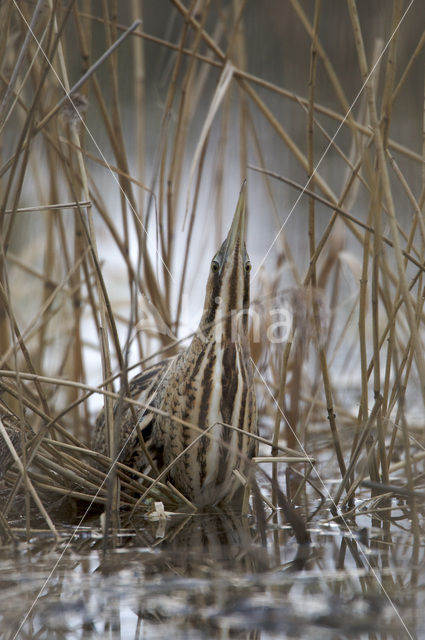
[200,183,251,343]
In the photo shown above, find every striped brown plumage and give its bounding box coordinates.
[93,185,258,507]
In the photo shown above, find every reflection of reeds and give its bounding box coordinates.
[0,2,424,542]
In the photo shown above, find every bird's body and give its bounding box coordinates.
[93,185,257,507]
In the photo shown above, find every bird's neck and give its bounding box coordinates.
[197,303,249,349]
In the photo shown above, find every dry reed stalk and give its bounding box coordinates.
[0,4,74,189]
[0,0,45,128]
[376,7,402,486]
[0,417,59,539]
[1,369,297,461]
[0,508,15,543]
[391,26,425,104]
[388,151,425,245]
[1,366,285,463]
[301,0,320,500]
[288,0,352,118]
[333,396,383,507]
[271,351,288,507]
[79,10,425,165]
[245,111,301,286]
[248,165,425,273]
[171,0,342,208]
[348,0,425,403]
[131,0,146,216]
[170,1,213,219]
[4,8,425,190]
[343,1,425,511]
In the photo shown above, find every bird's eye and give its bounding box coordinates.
[211,261,220,273]
[245,262,251,273]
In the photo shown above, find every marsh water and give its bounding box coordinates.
[1,445,423,640]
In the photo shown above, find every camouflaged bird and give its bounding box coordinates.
[93,184,257,507]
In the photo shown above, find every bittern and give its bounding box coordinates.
[93,184,257,507]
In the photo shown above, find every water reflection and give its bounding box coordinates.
[0,506,423,639]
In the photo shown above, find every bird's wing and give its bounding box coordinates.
[92,357,174,470]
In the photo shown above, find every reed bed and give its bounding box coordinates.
[0,1,424,543]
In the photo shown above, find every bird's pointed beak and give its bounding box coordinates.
[221,181,246,271]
